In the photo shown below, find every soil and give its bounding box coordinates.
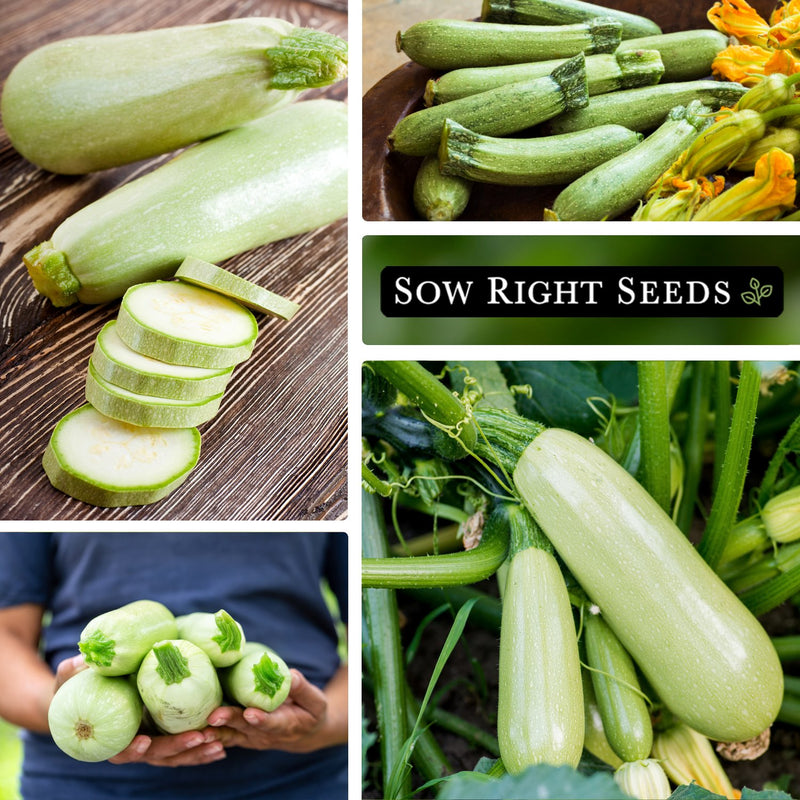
[363,585,800,798]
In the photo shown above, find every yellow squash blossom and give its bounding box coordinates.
[708,0,771,45]
[770,0,800,25]
[693,147,797,220]
[769,12,800,48]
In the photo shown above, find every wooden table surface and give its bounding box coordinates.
[0,0,348,522]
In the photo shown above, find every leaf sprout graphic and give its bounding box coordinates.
[741,277,773,306]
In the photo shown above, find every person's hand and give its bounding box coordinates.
[206,669,330,753]
[108,730,226,767]
[53,654,87,691]
[53,653,225,767]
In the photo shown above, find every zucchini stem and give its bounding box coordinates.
[211,610,242,653]
[675,362,712,534]
[738,562,800,617]
[153,642,191,685]
[266,28,348,90]
[698,361,761,570]
[712,362,733,494]
[362,489,411,800]
[637,361,672,513]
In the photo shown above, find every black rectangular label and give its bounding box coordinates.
[380,266,783,318]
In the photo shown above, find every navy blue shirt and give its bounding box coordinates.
[0,532,348,800]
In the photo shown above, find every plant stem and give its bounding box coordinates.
[676,362,712,535]
[368,361,477,453]
[712,362,733,494]
[362,489,411,800]
[772,635,800,662]
[757,411,800,506]
[778,693,800,727]
[425,704,500,756]
[402,586,503,633]
[391,524,463,556]
[738,562,800,617]
[698,361,760,571]
[362,505,509,589]
[637,361,672,513]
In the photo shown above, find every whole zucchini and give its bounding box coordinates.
[497,506,584,773]
[388,54,588,157]
[24,99,347,306]
[1,19,347,174]
[550,102,711,221]
[480,0,661,39]
[547,80,748,135]
[510,426,784,743]
[78,599,178,675]
[397,17,621,70]
[439,120,642,186]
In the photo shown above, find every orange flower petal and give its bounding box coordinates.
[712,44,773,85]
[693,148,796,221]
[769,13,800,48]
[708,0,771,45]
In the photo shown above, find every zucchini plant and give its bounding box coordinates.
[361,360,800,799]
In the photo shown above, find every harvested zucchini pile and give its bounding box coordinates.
[362,360,800,799]
[392,0,800,221]
[49,600,291,762]
[43,258,297,507]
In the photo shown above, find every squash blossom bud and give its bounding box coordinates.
[614,760,671,800]
[634,177,721,220]
[652,723,737,798]
[732,126,800,170]
[693,147,796,221]
[708,0,771,46]
[679,109,766,179]
[762,485,800,542]
[736,72,800,111]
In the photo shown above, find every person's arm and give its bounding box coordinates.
[0,604,52,733]
[206,661,349,753]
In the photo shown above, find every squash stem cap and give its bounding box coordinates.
[24,242,80,307]
[267,29,348,90]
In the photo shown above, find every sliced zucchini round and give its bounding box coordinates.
[116,280,258,368]
[91,321,234,400]
[43,404,201,507]
[85,361,223,428]
[175,257,300,320]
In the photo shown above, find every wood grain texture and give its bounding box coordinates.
[0,0,348,521]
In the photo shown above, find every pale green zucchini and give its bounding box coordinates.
[79,599,178,675]
[480,0,661,39]
[24,99,347,306]
[115,281,258,369]
[584,611,652,763]
[43,404,202,508]
[550,102,711,221]
[389,54,587,157]
[219,641,292,712]
[617,29,729,82]
[547,80,747,135]
[581,669,623,769]
[137,640,223,733]
[48,668,143,762]
[439,119,641,186]
[176,610,247,668]
[174,257,299,320]
[397,17,621,70]
[1,19,347,174]
[413,156,472,220]
[425,49,663,105]
[85,361,224,429]
[498,506,584,773]
[510,426,784,742]
[91,321,234,401]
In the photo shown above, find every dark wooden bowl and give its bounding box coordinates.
[362,0,776,221]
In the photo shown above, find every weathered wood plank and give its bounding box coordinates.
[0,0,348,521]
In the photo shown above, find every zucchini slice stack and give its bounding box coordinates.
[43,258,298,507]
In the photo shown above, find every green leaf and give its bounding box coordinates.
[499,361,610,436]
[740,788,794,800]
[437,763,628,799]
[669,785,726,799]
